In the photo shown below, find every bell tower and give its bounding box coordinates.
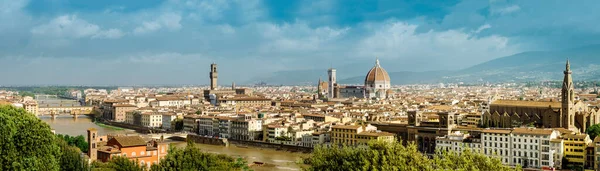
[210,63,218,90]
[87,128,98,161]
[561,59,576,130]
[328,68,336,98]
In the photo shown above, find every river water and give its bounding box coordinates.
[41,116,306,171]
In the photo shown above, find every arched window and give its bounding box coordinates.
[141,151,145,155]
[132,152,136,157]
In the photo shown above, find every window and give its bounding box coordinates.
[132,152,136,157]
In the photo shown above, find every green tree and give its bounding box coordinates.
[305,140,520,171]
[57,134,89,153]
[56,137,89,171]
[91,156,144,171]
[171,118,184,131]
[150,141,246,171]
[586,124,600,140]
[19,91,35,98]
[0,105,61,170]
[433,148,516,171]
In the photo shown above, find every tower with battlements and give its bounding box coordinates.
[210,63,218,90]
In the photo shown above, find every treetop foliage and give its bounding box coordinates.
[0,105,61,171]
[305,140,520,171]
[586,124,600,140]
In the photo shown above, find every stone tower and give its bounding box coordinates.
[317,78,322,99]
[561,59,576,131]
[328,68,336,98]
[210,63,218,90]
[87,128,98,161]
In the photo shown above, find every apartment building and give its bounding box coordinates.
[198,116,215,136]
[95,136,168,168]
[510,128,560,169]
[23,101,38,115]
[230,119,263,141]
[218,97,272,107]
[436,131,482,154]
[330,124,393,146]
[216,117,232,139]
[161,113,178,130]
[266,124,288,143]
[141,113,162,128]
[563,134,592,169]
[112,104,137,122]
[311,132,331,148]
[183,115,201,133]
[481,129,512,165]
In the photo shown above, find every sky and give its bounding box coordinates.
[1,0,600,85]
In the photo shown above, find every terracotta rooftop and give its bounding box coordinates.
[113,104,137,107]
[511,128,554,135]
[491,100,561,108]
[111,136,147,147]
[332,125,361,130]
[482,129,512,134]
[358,131,395,137]
[563,134,588,140]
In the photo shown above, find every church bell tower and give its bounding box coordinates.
[561,59,576,131]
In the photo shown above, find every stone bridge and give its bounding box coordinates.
[38,106,93,119]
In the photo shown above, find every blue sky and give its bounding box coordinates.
[1,0,600,85]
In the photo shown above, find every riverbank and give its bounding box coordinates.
[94,122,125,130]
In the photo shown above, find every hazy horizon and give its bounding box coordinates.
[2,0,600,85]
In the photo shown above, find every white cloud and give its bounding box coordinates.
[92,28,125,39]
[219,24,235,34]
[126,52,198,64]
[475,24,491,33]
[257,21,350,53]
[357,21,519,69]
[133,13,182,35]
[31,15,124,39]
[493,5,521,15]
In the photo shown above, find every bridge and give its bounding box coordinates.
[38,106,93,119]
[146,133,189,140]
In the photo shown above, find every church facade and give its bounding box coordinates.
[481,60,600,133]
[317,58,393,99]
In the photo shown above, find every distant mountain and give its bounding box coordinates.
[247,44,600,85]
[449,44,600,83]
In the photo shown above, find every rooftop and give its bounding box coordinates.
[491,100,561,108]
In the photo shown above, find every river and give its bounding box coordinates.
[41,115,307,171]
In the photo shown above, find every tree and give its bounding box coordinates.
[171,118,184,131]
[91,156,144,171]
[150,141,247,171]
[0,105,61,171]
[57,134,89,153]
[586,124,600,140]
[19,91,35,98]
[56,137,89,171]
[433,148,516,171]
[305,140,520,171]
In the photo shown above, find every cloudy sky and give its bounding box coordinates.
[1,0,599,85]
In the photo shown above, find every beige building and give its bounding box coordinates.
[112,104,137,122]
[141,113,162,128]
[218,97,271,107]
[23,101,38,115]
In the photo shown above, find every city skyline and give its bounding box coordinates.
[2,0,600,85]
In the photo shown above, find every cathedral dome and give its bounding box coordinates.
[364,58,390,84]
